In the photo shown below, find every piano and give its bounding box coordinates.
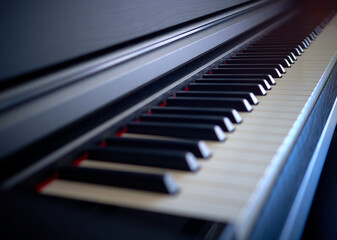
[1,0,337,239]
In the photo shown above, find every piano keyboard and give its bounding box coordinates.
[38,10,337,239]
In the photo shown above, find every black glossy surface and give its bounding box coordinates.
[211,67,281,78]
[242,48,301,56]
[139,114,234,132]
[106,137,211,159]
[0,0,251,82]
[195,78,271,89]
[232,54,294,64]
[0,192,216,240]
[234,53,296,62]
[127,122,226,141]
[218,63,285,73]
[188,83,266,96]
[151,106,242,123]
[225,58,291,67]
[1,2,334,239]
[88,146,199,171]
[166,96,253,111]
[59,166,179,194]
[175,91,259,105]
[203,73,275,84]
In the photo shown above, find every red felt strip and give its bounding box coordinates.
[99,141,106,148]
[116,127,128,137]
[160,101,167,107]
[35,172,59,193]
[72,153,89,166]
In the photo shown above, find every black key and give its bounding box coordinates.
[253,40,308,49]
[189,83,266,96]
[127,122,226,141]
[300,41,309,48]
[218,63,286,74]
[264,31,311,35]
[304,37,312,44]
[231,53,294,61]
[261,35,312,41]
[281,33,313,41]
[279,37,311,46]
[242,48,301,57]
[252,45,304,53]
[250,43,305,51]
[309,32,316,40]
[297,45,304,53]
[106,136,211,159]
[166,96,253,111]
[195,78,271,90]
[314,27,321,35]
[262,37,311,46]
[232,54,294,63]
[211,67,281,78]
[244,47,302,56]
[175,90,259,105]
[87,146,199,172]
[301,41,309,49]
[235,52,297,61]
[58,166,179,194]
[151,106,242,123]
[225,58,291,68]
[202,73,275,85]
[140,113,234,132]
[255,37,308,42]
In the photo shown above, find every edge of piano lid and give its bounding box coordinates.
[0,0,295,160]
[1,0,337,239]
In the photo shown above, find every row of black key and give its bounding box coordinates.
[38,12,335,196]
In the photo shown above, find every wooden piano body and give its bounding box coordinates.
[0,0,337,239]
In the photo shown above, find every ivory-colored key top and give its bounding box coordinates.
[254,104,304,113]
[258,99,306,108]
[80,160,256,199]
[234,124,291,135]
[42,180,243,221]
[82,159,261,189]
[208,140,280,154]
[210,149,275,163]
[283,72,326,78]
[255,94,309,102]
[275,79,319,86]
[272,83,318,91]
[273,81,320,86]
[199,161,268,177]
[265,89,313,95]
[240,111,299,121]
[227,131,286,144]
[200,159,269,172]
[122,133,183,141]
[233,117,295,129]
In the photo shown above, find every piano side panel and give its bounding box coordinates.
[302,124,337,239]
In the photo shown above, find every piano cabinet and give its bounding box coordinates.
[0,0,337,239]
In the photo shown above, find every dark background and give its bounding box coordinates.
[302,126,337,239]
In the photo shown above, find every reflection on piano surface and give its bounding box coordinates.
[0,0,337,239]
